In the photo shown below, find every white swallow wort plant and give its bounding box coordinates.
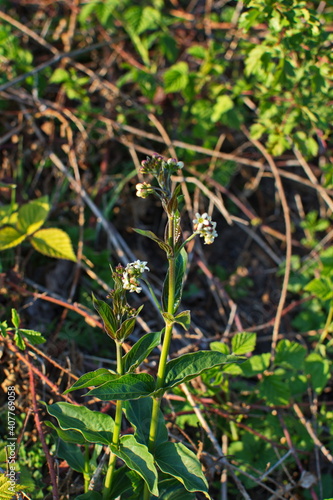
[44,155,243,500]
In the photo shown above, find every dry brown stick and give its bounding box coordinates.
[242,129,292,361]
[28,362,59,500]
[293,403,333,463]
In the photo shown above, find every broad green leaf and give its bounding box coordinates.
[162,248,188,313]
[304,353,330,394]
[17,196,50,236]
[112,435,158,496]
[210,341,230,355]
[108,467,142,500]
[76,492,103,500]
[163,62,189,93]
[19,329,46,345]
[87,373,156,400]
[44,420,87,445]
[92,294,117,338]
[260,374,290,406]
[160,351,241,392]
[155,441,210,498]
[49,68,69,84]
[187,45,206,59]
[64,368,116,394]
[152,478,196,500]
[231,332,256,355]
[124,6,160,35]
[123,397,168,446]
[304,278,333,301]
[275,340,306,369]
[31,228,77,261]
[116,311,143,341]
[0,226,26,250]
[123,330,162,373]
[133,228,171,254]
[11,308,20,329]
[57,440,85,473]
[45,402,114,445]
[240,353,270,377]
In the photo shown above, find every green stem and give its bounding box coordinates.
[317,302,333,349]
[144,215,177,500]
[83,444,90,492]
[103,341,124,500]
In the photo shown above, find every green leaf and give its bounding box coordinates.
[45,420,87,445]
[211,95,234,123]
[116,309,143,341]
[11,308,20,329]
[124,6,160,35]
[231,332,256,355]
[133,228,171,254]
[155,441,210,498]
[162,248,188,313]
[19,329,46,345]
[160,351,242,392]
[45,402,114,445]
[64,368,116,394]
[163,62,189,93]
[87,373,156,400]
[123,330,162,373]
[0,226,26,250]
[174,310,191,330]
[31,228,77,261]
[108,467,143,500]
[275,340,307,369]
[304,353,330,394]
[123,397,168,446]
[13,330,26,350]
[57,440,85,473]
[210,341,230,355]
[187,45,206,59]
[239,353,271,377]
[112,435,158,496]
[260,374,290,405]
[0,473,19,498]
[17,196,50,236]
[304,278,333,301]
[152,478,196,500]
[49,68,70,84]
[92,294,117,338]
[76,492,103,500]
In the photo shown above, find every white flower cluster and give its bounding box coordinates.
[193,213,218,245]
[122,260,150,293]
[136,182,153,199]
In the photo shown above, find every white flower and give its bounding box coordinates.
[136,183,153,199]
[122,260,149,293]
[193,213,218,245]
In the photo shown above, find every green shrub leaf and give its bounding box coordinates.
[112,435,158,496]
[163,62,189,93]
[275,340,307,369]
[155,441,210,498]
[31,228,77,261]
[17,196,49,235]
[304,278,333,301]
[56,440,85,473]
[123,330,162,373]
[232,332,257,355]
[64,368,116,394]
[92,294,117,337]
[0,226,26,250]
[76,492,103,500]
[123,397,168,446]
[87,373,156,400]
[304,353,330,394]
[44,402,114,445]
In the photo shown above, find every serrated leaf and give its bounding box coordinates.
[275,340,306,369]
[133,228,171,253]
[19,329,46,345]
[240,353,270,377]
[123,397,168,446]
[124,6,160,35]
[260,374,290,405]
[112,435,158,496]
[163,62,189,93]
[160,351,242,393]
[304,353,330,394]
[0,226,26,250]
[92,294,117,338]
[162,248,188,313]
[304,278,333,301]
[210,341,230,355]
[17,196,50,236]
[13,331,26,350]
[155,441,210,498]
[45,402,114,445]
[11,308,20,329]
[123,331,162,373]
[231,332,256,355]
[57,440,85,473]
[31,228,77,261]
[64,368,116,394]
[87,373,156,400]
[0,473,19,498]
[211,95,234,123]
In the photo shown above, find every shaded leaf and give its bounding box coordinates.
[123,397,168,446]
[92,295,117,338]
[57,440,85,473]
[64,368,116,394]
[304,353,330,394]
[123,330,162,373]
[87,373,156,400]
[133,228,171,254]
[275,340,306,369]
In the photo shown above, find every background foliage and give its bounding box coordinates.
[0,1,332,499]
